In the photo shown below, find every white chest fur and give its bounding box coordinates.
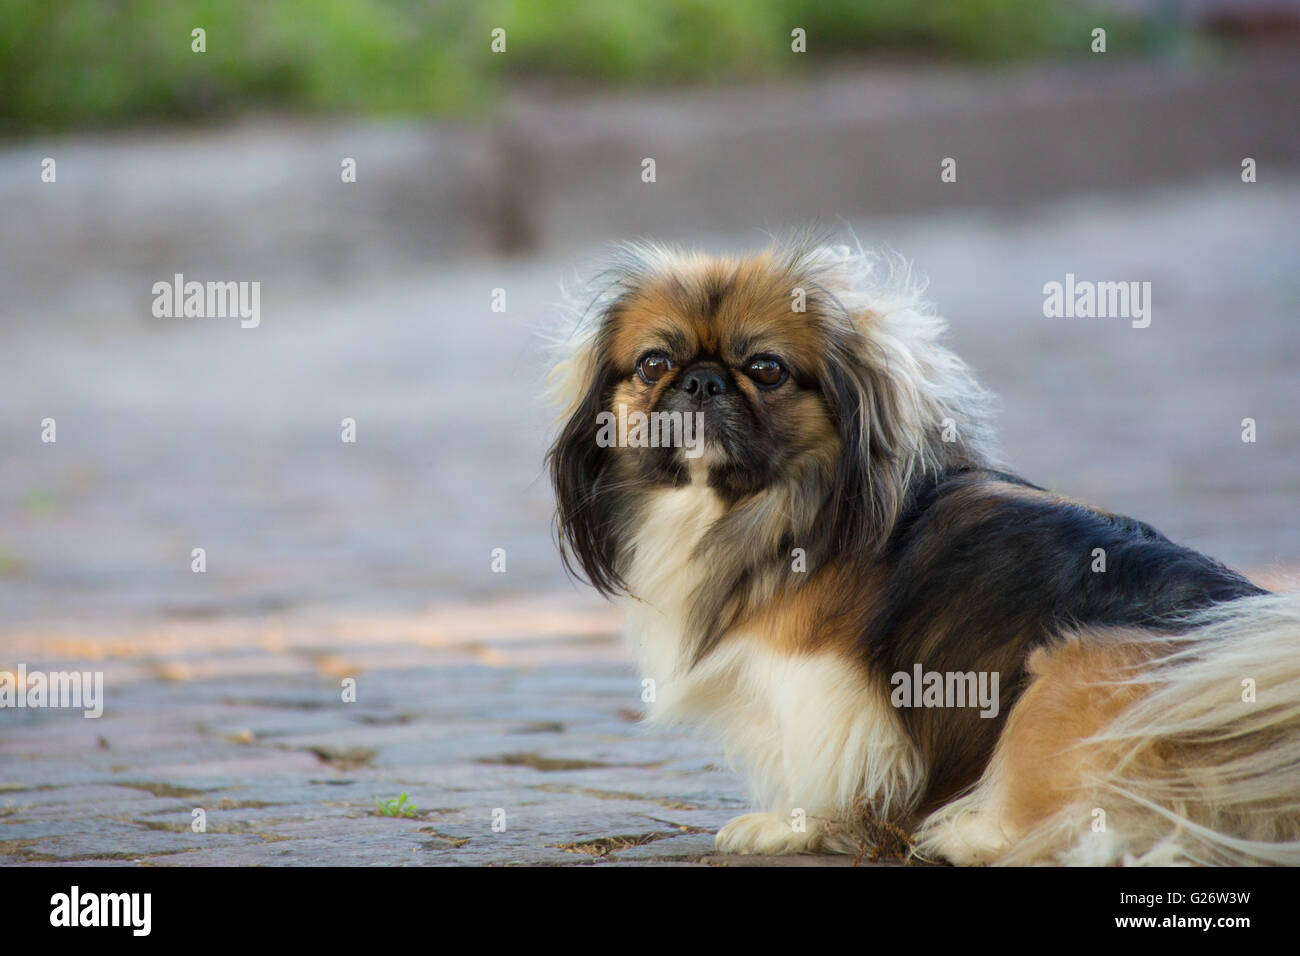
[621,482,922,821]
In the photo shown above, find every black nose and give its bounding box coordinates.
[679,366,729,404]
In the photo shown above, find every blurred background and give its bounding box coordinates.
[1,0,1299,867]
[2,0,1299,629]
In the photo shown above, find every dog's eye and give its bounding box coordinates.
[636,352,673,384]
[745,357,786,389]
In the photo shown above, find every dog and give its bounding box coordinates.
[545,236,1300,865]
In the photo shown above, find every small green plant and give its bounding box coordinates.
[374,792,419,818]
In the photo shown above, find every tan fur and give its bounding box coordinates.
[916,597,1300,865]
[998,633,1163,834]
[910,632,1172,865]
[737,564,885,658]
[982,479,1118,516]
[609,254,827,368]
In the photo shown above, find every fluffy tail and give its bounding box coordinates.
[918,591,1300,865]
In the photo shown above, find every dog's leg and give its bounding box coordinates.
[918,632,1161,865]
[713,652,923,855]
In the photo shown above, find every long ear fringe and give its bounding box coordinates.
[790,237,999,472]
[770,233,1000,553]
[543,242,694,595]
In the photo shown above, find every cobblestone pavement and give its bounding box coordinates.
[2,597,833,866]
[1,177,1298,865]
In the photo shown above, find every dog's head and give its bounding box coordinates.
[546,237,994,609]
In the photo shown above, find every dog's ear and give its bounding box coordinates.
[797,241,994,555]
[820,326,933,557]
[544,321,600,425]
[546,335,625,596]
[822,345,888,556]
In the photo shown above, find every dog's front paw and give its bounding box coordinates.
[716,812,826,855]
[914,809,1011,866]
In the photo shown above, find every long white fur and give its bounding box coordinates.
[623,480,924,853]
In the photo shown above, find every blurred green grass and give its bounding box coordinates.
[0,0,1153,132]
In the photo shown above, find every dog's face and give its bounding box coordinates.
[600,252,839,497]
[547,240,988,623]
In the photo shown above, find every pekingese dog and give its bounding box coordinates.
[545,236,1300,865]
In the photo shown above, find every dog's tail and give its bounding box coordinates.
[1013,591,1300,865]
[917,590,1300,865]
